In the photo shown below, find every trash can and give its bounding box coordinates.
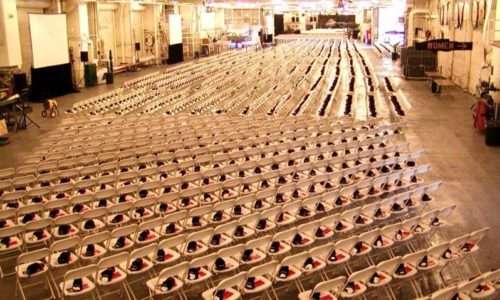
[84,63,97,87]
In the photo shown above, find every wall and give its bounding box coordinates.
[417,0,496,94]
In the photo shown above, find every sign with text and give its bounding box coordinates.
[415,39,473,51]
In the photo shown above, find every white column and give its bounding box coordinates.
[0,0,22,67]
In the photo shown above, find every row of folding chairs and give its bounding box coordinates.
[298,227,491,300]
[0,168,436,282]
[33,117,397,166]
[0,154,430,247]
[417,267,500,300]
[41,114,392,155]
[70,45,293,116]
[12,189,448,299]
[0,160,436,259]
[0,156,430,242]
[0,143,415,206]
[25,125,402,179]
[4,175,435,279]
[44,115,381,145]
[0,134,409,198]
[154,208,463,300]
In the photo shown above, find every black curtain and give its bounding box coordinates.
[168,43,184,64]
[274,14,284,36]
[30,63,74,101]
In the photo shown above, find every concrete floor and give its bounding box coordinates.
[0,45,499,299]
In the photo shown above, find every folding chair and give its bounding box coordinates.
[298,276,346,300]
[79,231,110,261]
[95,252,131,300]
[16,248,56,300]
[107,224,137,253]
[201,272,245,300]
[145,261,189,300]
[0,224,25,277]
[59,264,98,300]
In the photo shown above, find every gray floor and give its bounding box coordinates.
[1,46,499,299]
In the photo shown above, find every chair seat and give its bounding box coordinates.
[60,276,95,296]
[243,275,272,294]
[95,267,127,286]
[202,287,240,300]
[79,244,107,260]
[24,230,51,244]
[52,224,79,238]
[240,249,266,266]
[80,219,105,233]
[327,250,350,265]
[16,261,49,278]
[367,271,392,287]
[183,241,208,257]
[185,267,211,284]
[134,230,160,244]
[470,285,495,299]
[275,265,302,282]
[276,213,296,226]
[122,257,154,275]
[268,242,291,256]
[146,276,184,295]
[213,257,240,274]
[106,214,130,226]
[108,237,134,252]
[160,224,184,237]
[209,233,233,249]
[153,248,180,265]
[341,282,367,298]
[302,258,326,275]
[49,251,79,268]
[393,264,418,279]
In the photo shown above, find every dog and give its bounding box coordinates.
[42,99,59,118]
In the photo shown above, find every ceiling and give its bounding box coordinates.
[204,0,399,10]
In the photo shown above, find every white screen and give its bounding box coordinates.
[29,14,70,68]
[169,14,182,45]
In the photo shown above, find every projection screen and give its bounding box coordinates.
[29,14,70,68]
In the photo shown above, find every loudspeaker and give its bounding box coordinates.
[80,51,88,62]
[135,42,141,51]
[12,73,28,93]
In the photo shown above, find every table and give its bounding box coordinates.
[425,71,454,93]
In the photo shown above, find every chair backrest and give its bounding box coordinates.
[54,213,81,226]
[98,251,128,269]
[111,224,137,238]
[129,242,157,261]
[190,253,217,269]
[218,244,245,259]
[157,261,189,284]
[139,217,162,231]
[25,218,52,231]
[158,233,186,250]
[216,271,246,291]
[247,260,278,278]
[17,247,50,265]
[81,231,110,246]
[51,236,80,253]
